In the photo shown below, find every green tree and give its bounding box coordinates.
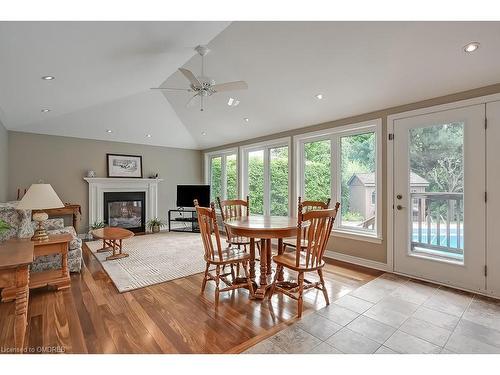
[409,123,463,193]
[270,147,289,215]
[304,140,331,203]
[226,155,237,199]
[210,157,222,203]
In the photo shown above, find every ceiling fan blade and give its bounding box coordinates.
[150,87,191,91]
[186,93,199,108]
[212,81,248,93]
[179,68,202,88]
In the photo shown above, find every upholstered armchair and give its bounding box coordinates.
[0,201,83,273]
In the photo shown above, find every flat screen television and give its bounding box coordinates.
[176,185,210,208]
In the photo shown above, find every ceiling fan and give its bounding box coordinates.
[151,45,248,111]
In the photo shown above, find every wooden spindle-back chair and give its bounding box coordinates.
[269,201,340,317]
[194,200,254,308]
[217,196,251,249]
[283,196,331,252]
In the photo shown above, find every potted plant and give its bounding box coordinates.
[87,221,106,240]
[147,218,166,233]
[0,219,10,243]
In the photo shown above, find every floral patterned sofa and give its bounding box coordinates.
[0,201,83,273]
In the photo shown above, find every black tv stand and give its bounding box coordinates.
[168,208,199,233]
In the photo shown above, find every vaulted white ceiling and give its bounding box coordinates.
[0,21,230,149]
[1,21,500,150]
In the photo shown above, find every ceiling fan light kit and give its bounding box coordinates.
[152,45,248,111]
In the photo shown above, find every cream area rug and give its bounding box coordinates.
[86,232,207,292]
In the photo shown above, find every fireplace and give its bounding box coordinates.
[103,191,146,233]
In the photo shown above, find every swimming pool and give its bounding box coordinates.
[411,227,464,250]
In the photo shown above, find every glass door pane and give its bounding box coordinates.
[270,146,289,216]
[210,156,222,203]
[248,150,264,214]
[304,140,331,202]
[226,154,237,200]
[409,122,464,261]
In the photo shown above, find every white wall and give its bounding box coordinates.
[8,132,203,233]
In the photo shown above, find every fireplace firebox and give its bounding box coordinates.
[103,191,146,233]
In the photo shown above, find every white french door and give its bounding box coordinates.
[486,101,500,296]
[393,104,486,292]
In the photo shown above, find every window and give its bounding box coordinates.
[210,156,222,203]
[339,131,376,231]
[296,120,382,240]
[248,150,264,214]
[241,138,291,216]
[205,149,238,203]
[226,154,237,200]
[270,146,289,216]
[304,139,331,202]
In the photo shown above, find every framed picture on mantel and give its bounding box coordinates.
[106,154,143,178]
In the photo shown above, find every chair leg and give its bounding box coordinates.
[297,272,305,318]
[201,263,210,293]
[268,265,281,300]
[230,264,236,280]
[242,261,254,297]
[214,265,221,308]
[318,268,330,305]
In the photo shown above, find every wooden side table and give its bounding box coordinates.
[29,234,72,291]
[0,239,34,352]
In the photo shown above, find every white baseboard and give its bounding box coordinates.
[324,250,392,272]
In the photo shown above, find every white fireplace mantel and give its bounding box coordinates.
[84,178,163,227]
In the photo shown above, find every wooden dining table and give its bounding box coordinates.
[224,215,300,299]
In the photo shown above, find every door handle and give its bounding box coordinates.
[396,205,405,210]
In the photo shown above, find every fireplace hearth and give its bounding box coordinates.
[103,191,146,233]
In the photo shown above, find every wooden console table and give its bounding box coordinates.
[33,203,81,232]
[0,239,34,352]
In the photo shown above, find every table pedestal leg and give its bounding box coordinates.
[266,239,272,275]
[106,239,129,260]
[254,239,268,299]
[249,238,256,279]
[277,238,284,282]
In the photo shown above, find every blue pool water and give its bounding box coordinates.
[411,228,464,249]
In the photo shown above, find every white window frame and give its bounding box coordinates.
[203,147,238,202]
[294,119,383,242]
[240,137,292,216]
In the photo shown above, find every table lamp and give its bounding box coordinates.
[17,183,64,241]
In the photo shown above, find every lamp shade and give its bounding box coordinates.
[16,184,64,210]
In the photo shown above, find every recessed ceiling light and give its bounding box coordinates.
[227,97,240,107]
[243,118,249,123]
[201,131,207,136]
[146,134,152,138]
[41,76,55,80]
[41,109,51,113]
[106,129,113,133]
[315,93,324,100]
[463,42,480,53]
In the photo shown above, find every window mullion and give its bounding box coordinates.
[332,135,341,228]
[264,147,271,216]
[221,155,227,200]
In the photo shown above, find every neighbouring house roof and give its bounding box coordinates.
[348,172,429,187]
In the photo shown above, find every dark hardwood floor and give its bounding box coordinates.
[0,244,382,353]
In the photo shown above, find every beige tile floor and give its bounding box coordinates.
[244,273,500,354]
